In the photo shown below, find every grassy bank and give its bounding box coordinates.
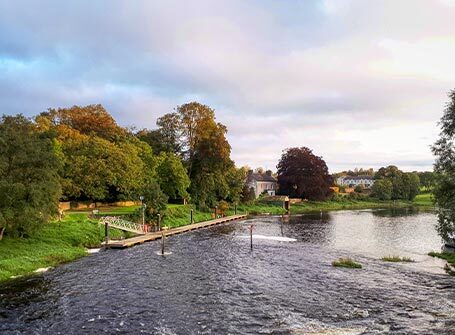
[235,196,434,216]
[0,214,129,282]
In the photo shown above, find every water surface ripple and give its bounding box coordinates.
[1,209,455,334]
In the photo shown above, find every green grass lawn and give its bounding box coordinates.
[0,214,129,282]
[413,193,434,207]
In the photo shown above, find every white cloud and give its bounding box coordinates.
[0,0,454,171]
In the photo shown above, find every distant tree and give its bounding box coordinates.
[0,115,61,238]
[407,172,420,200]
[155,152,190,200]
[354,185,363,193]
[132,181,168,224]
[37,104,125,140]
[371,179,393,200]
[137,113,182,155]
[241,185,256,203]
[374,166,420,200]
[432,90,455,243]
[277,147,333,201]
[418,171,436,190]
[224,167,246,204]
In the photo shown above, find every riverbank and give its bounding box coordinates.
[0,195,435,283]
[237,194,434,215]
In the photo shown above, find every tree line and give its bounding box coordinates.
[0,102,244,237]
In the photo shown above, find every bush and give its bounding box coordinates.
[372,179,393,200]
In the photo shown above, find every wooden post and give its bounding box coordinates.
[215,206,217,218]
[104,220,109,249]
[234,204,237,215]
[157,214,161,231]
[190,209,193,224]
[161,230,165,255]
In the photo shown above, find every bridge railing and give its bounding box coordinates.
[99,216,147,235]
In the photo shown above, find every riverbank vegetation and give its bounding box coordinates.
[332,258,362,269]
[0,214,130,282]
[428,252,455,276]
[381,256,414,262]
[432,90,455,246]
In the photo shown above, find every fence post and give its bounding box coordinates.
[234,204,237,215]
[215,206,218,219]
[190,209,193,224]
[157,214,161,231]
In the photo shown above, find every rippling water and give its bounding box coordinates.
[1,209,455,334]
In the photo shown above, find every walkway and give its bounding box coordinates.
[106,214,248,249]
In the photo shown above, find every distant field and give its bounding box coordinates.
[413,193,434,207]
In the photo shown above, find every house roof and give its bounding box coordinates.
[342,175,374,181]
[247,172,277,183]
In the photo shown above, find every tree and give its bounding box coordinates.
[354,185,363,193]
[372,179,393,200]
[0,115,61,238]
[167,102,236,208]
[418,171,436,190]
[277,147,333,201]
[432,90,455,244]
[137,113,182,155]
[374,166,420,200]
[37,104,125,140]
[155,152,190,200]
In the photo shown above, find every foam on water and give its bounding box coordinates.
[237,234,297,242]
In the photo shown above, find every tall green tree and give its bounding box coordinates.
[137,113,182,155]
[432,90,455,244]
[156,152,190,200]
[0,115,61,238]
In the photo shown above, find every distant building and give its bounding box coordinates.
[246,170,277,198]
[337,175,375,188]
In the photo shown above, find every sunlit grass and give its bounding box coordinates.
[332,258,362,269]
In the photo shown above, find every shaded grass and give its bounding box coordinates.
[381,255,415,262]
[332,258,362,269]
[428,251,455,276]
[0,213,129,282]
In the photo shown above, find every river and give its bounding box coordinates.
[1,208,455,334]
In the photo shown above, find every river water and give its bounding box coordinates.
[1,209,455,334]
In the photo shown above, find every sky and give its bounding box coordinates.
[1,0,454,172]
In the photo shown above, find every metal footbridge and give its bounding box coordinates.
[99,216,147,235]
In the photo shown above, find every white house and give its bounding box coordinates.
[337,175,375,188]
[246,170,277,198]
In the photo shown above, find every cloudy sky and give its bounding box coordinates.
[1,0,454,172]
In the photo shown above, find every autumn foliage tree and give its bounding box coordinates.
[277,147,333,201]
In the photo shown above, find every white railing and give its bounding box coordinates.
[99,216,147,235]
